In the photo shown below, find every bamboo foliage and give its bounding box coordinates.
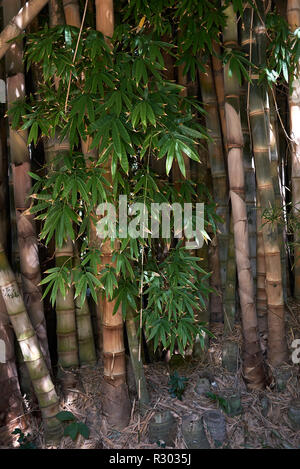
[0,243,62,441]
[44,137,79,370]
[61,0,97,366]
[248,3,287,366]
[287,0,300,299]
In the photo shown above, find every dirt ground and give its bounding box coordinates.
[2,299,300,449]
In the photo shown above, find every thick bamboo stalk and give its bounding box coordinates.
[225,101,265,389]
[287,0,300,299]
[0,300,25,444]
[62,0,81,27]
[199,59,229,321]
[240,87,257,284]
[3,0,51,370]
[220,8,238,335]
[269,94,288,301]
[0,243,62,441]
[95,0,130,429]
[44,137,79,369]
[223,3,265,387]
[0,0,49,60]
[0,68,24,437]
[247,3,287,365]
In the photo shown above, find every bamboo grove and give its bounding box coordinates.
[0,0,299,445]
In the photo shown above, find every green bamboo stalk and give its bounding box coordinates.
[223,216,236,334]
[74,245,96,366]
[44,137,79,370]
[240,87,257,285]
[247,3,287,365]
[0,243,62,441]
[269,93,288,301]
[199,58,229,322]
[125,308,149,410]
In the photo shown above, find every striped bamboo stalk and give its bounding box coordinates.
[0,243,62,441]
[287,0,300,299]
[248,3,287,365]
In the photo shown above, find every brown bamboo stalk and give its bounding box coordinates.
[95,0,130,429]
[62,0,81,26]
[0,0,50,60]
[4,0,51,370]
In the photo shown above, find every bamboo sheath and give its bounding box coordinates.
[287,0,300,298]
[0,243,62,440]
[247,3,287,365]
[223,3,265,388]
[0,0,50,61]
